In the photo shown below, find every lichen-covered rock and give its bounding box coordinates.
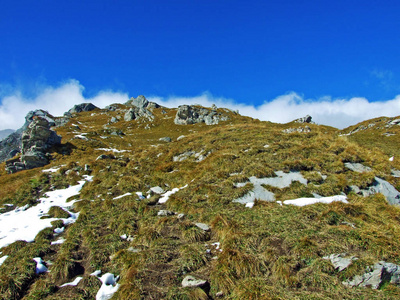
[174,105,229,125]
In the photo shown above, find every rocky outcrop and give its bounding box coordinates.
[343,261,400,289]
[124,107,154,121]
[125,95,160,109]
[66,103,98,115]
[0,110,59,163]
[282,126,311,134]
[123,96,158,121]
[294,115,314,124]
[174,105,229,125]
[5,117,61,173]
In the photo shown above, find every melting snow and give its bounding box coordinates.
[42,166,64,173]
[233,171,307,206]
[158,185,188,204]
[60,276,83,287]
[51,238,66,245]
[0,178,89,248]
[95,148,129,153]
[278,195,348,207]
[96,273,120,300]
[113,193,132,200]
[0,255,8,266]
[33,257,48,274]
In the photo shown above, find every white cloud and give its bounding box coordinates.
[1,80,400,130]
[150,92,400,129]
[0,80,128,130]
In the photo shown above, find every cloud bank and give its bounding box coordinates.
[151,92,400,129]
[0,80,128,130]
[1,79,400,130]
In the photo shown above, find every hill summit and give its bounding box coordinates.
[1,95,400,299]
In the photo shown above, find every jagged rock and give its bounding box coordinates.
[181,275,207,288]
[295,115,313,124]
[106,104,119,111]
[323,253,358,271]
[124,107,154,122]
[159,137,171,142]
[5,117,61,173]
[174,105,229,125]
[343,261,400,289]
[67,103,98,114]
[125,95,160,110]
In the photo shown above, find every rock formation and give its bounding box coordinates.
[174,105,229,125]
[66,103,98,115]
[5,117,61,173]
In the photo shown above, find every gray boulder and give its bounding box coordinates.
[294,115,314,124]
[344,162,372,173]
[323,253,358,272]
[125,95,160,109]
[0,110,57,163]
[181,275,207,288]
[159,137,172,143]
[174,105,229,125]
[124,107,154,122]
[195,223,210,231]
[5,117,61,173]
[67,103,98,115]
[343,261,400,289]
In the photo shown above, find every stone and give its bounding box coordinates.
[5,117,62,173]
[157,210,174,216]
[150,186,165,194]
[195,223,210,231]
[159,137,172,142]
[177,135,186,141]
[181,275,207,288]
[294,115,313,124]
[344,162,372,173]
[174,105,229,125]
[283,126,311,133]
[124,107,154,122]
[96,154,114,160]
[110,117,118,123]
[177,213,185,219]
[343,261,400,289]
[67,103,98,114]
[323,253,358,272]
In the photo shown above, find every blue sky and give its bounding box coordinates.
[1,0,400,129]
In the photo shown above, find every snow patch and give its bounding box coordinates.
[158,185,188,204]
[0,255,8,266]
[0,177,90,248]
[33,257,48,274]
[60,276,83,287]
[95,148,129,153]
[278,195,348,207]
[113,193,132,200]
[96,273,120,300]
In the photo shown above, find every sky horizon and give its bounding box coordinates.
[1,1,400,130]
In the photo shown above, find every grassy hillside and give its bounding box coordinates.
[1,104,400,299]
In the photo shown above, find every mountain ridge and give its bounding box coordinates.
[1,96,400,299]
